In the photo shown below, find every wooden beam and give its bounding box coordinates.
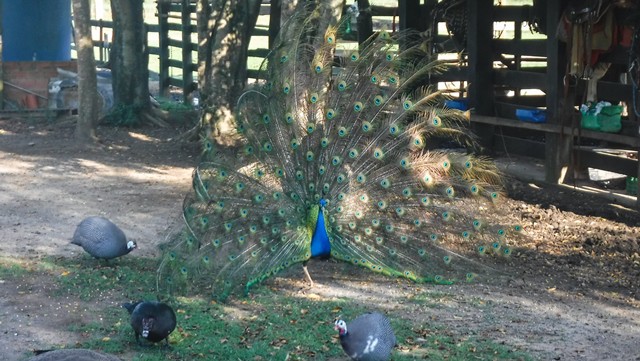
[268,0,281,48]
[493,69,547,89]
[492,39,547,57]
[597,81,634,103]
[356,0,373,46]
[544,0,571,184]
[157,0,171,97]
[472,115,640,147]
[181,0,194,101]
[399,0,424,32]
[467,0,495,152]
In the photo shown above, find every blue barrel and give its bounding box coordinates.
[2,0,72,61]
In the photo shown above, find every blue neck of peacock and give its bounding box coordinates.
[310,199,331,258]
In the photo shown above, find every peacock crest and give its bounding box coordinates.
[157,3,521,300]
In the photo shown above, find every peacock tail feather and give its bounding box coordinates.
[157,3,521,300]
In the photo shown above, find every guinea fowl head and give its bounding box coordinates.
[126,240,137,251]
[334,319,347,336]
[141,316,155,338]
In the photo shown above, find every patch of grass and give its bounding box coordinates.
[58,286,532,360]
[8,255,533,360]
[48,256,159,302]
[0,257,31,278]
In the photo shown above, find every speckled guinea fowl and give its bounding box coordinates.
[335,312,397,361]
[122,301,177,347]
[71,216,136,260]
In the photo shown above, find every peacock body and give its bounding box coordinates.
[158,3,521,300]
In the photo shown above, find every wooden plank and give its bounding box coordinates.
[247,68,267,80]
[167,38,196,51]
[90,19,113,27]
[493,5,532,21]
[544,0,571,184]
[574,147,639,176]
[597,81,633,103]
[472,114,640,147]
[157,0,171,97]
[357,0,374,46]
[493,134,546,159]
[252,27,269,37]
[370,5,398,17]
[493,69,547,90]
[399,0,424,33]
[467,0,493,115]
[493,39,547,57]
[467,0,495,152]
[181,0,193,99]
[495,96,547,107]
[247,48,270,58]
[164,22,196,32]
[268,0,281,48]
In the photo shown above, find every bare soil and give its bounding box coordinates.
[1,115,639,361]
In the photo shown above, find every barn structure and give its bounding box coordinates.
[0,0,637,206]
[345,0,640,208]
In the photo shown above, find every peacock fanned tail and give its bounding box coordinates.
[157,3,522,300]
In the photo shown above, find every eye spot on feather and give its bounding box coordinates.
[326,108,336,119]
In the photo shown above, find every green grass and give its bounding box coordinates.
[0,257,533,360]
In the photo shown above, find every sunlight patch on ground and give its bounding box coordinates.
[127,131,158,142]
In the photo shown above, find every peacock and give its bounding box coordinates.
[157,3,521,300]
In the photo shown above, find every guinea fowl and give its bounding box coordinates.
[334,312,397,361]
[71,216,136,260]
[122,301,177,347]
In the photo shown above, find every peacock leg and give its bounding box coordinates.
[302,262,314,287]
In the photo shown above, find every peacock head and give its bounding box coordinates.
[334,319,347,336]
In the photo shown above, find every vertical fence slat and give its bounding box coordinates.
[181,0,193,103]
[157,0,170,97]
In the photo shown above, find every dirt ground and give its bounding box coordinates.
[1,115,639,361]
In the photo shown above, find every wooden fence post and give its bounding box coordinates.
[544,0,572,184]
[157,0,170,97]
[268,0,281,48]
[181,0,193,103]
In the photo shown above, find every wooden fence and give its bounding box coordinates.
[89,1,400,103]
[90,0,281,103]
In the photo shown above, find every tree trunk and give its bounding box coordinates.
[110,0,161,126]
[192,0,342,147]
[195,0,262,146]
[72,0,99,142]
